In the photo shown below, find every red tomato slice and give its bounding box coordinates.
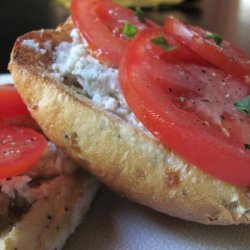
[119,28,250,186]
[164,17,250,83]
[0,126,47,179]
[0,84,39,130]
[71,0,158,66]
[0,84,29,118]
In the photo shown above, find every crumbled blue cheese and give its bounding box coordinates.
[51,28,148,133]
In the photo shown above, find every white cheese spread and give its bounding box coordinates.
[22,39,46,55]
[51,28,149,133]
[0,142,74,203]
[0,176,32,201]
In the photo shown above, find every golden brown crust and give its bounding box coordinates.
[9,20,250,225]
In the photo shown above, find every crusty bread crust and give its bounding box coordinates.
[9,19,250,225]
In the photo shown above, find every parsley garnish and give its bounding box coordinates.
[134,7,146,23]
[234,96,250,115]
[244,144,250,150]
[205,33,223,46]
[151,34,177,51]
[123,22,138,38]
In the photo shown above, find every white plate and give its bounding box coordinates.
[1,74,249,250]
[64,186,250,250]
[0,74,12,84]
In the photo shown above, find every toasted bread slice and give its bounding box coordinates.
[0,141,99,250]
[9,19,250,225]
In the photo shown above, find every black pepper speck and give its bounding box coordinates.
[47,215,53,220]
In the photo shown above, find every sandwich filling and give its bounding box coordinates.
[50,28,150,134]
[20,15,250,186]
[0,142,76,230]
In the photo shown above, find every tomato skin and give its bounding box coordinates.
[71,0,159,66]
[0,126,47,179]
[0,84,39,130]
[0,84,29,118]
[119,28,250,186]
[164,17,250,83]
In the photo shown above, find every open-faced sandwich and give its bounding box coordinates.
[9,0,250,225]
[0,84,99,250]
[56,0,184,9]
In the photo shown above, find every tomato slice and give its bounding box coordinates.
[0,84,29,118]
[0,126,47,179]
[71,0,158,66]
[164,17,250,83]
[119,28,250,186]
[0,84,39,129]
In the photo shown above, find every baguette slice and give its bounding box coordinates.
[9,19,250,225]
[0,141,99,250]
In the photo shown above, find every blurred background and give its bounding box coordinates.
[0,0,249,73]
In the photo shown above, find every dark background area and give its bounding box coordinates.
[0,0,67,73]
[0,0,249,73]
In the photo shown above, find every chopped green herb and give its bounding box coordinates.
[123,22,138,38]
[205,33,223,46]
[234,95,250,115]
[134,7,146,23]
[244,144,250,150]
[151,34,177,51]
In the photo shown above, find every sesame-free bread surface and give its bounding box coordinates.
[9,19,250,225]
